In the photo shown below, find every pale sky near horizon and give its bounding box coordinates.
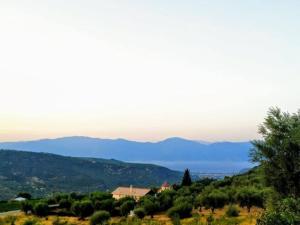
[0,1,299,142]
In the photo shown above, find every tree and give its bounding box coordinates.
[17,192,32,200]
[120,200,135,217]
[59,198,72,209]
[134,207,146,219]
[235,187,264,212]
[21,201,33,214]
[167,202,193,219]
[33,202,49,217]
[90,211,110,225]
[257,198,300,225]
[251,107,300,197]
[94,199,114,213]
[181,169,192,186]
[141,198,159,218]
[72,200,94,219]
[201,190,228,213]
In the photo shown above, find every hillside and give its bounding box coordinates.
[0,137,253,172]
[0,150,181,200]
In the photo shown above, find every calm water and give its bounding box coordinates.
[129,160,255,173]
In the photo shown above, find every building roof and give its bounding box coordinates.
[112,186,151,197]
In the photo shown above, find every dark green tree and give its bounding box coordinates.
[72,200,94,219]
[21,201,33,214]
[141,198,159,218]
[120,200,135,217]
[201,190,228,213]
[133,207,146,219]
[90,210,110,225]
[181,169,192,186]
[235,187,264,212]
[33,202,49,217]
[17,192,32,200]
[251,107,300,197]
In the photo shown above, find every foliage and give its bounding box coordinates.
[90,210,111,225]
[59,198,72,209]
[0,150,181,200]
[21,201,33,214]
[120,200,135,217]
[33,202,49,217]
[251,107,300,197]
[167,202,193,219]
[257,198,300,225]
[17,192,32,200]
[139,197,159,218]
[181,169,192,186]
[235,187,264,212]
[71,200,94,218]
[134,207,146,219]
[200,190,228,213]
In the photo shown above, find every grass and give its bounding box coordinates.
[0,206,262,225]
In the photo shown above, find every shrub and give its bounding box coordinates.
[167,202,193,219]
[33,202,49,217]
[90,211,110,225]
[133,208,145,219]
[225,205,239,217]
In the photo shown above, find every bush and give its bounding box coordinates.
[133,208,145,219]
[90,211,110,225]
[33,202,49,217]
[225,205,239,217]
[167,202,193,219]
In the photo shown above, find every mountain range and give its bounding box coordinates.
[0,136,253,172]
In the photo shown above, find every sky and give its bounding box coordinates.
[0,1,299,142]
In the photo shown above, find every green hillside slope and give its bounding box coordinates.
[0,150,181,200]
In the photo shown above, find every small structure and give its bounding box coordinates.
[112,185,151,200]
[158,181,171,193]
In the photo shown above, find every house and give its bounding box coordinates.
[112,185,151,200]
[158,181,171,193]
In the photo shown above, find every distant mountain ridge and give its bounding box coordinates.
[0,150,181,200]
[0,136,252,162]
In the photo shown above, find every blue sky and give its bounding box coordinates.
[0,1,299,141]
